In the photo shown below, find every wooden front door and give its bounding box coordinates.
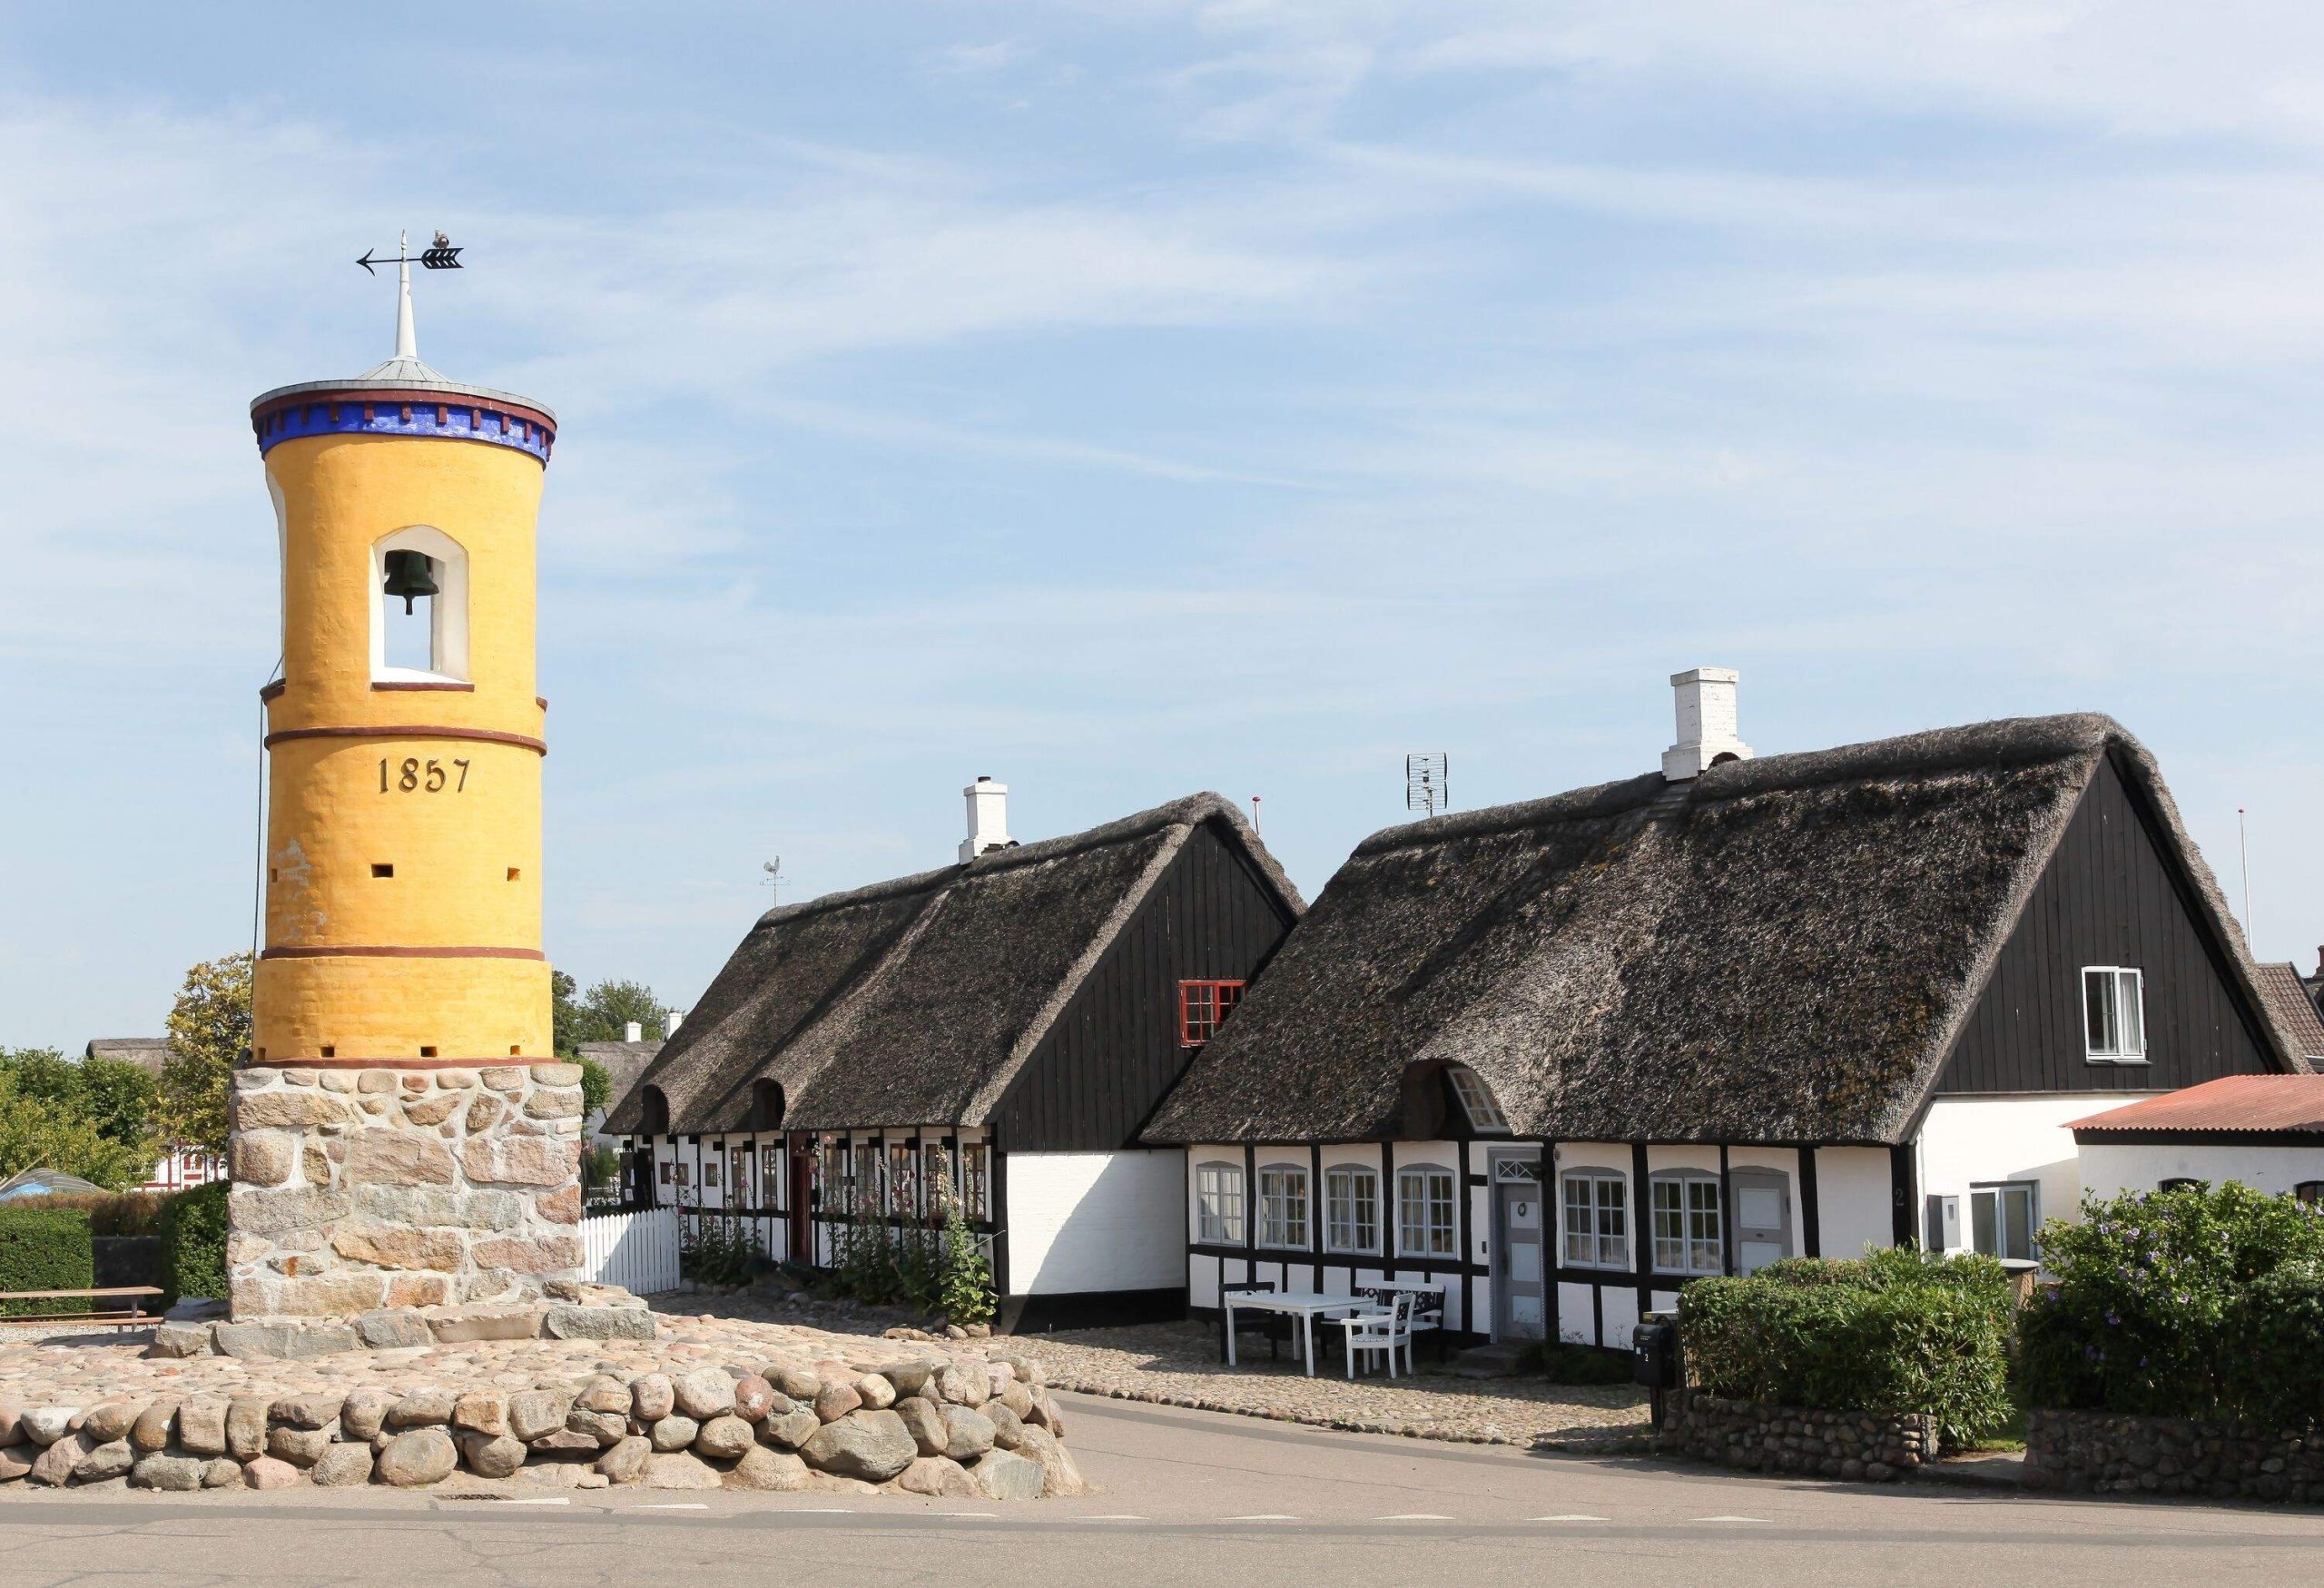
[786,1132,813,1267]
[1492,1173,1546,1341]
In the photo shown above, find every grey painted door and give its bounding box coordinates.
[1729,1168,1792,1275]
[1493,1181,1545,1340]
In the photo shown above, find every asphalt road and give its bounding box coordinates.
[3,1392,2319,1586]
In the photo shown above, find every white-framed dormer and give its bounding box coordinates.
[370,524,470,684]
[2082,965,2148,1064]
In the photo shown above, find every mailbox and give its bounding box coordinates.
[1631,1317,1679,1389]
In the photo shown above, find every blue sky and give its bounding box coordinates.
[5,3,2323,1046]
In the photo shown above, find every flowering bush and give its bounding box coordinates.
[2015,1181,2324,1420]
[1679,1248,2014,1450]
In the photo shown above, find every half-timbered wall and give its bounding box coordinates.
[1938,755,2279,1096]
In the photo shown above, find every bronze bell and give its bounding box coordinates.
[381,549,440,615]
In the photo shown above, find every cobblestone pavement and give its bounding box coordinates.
[687,1296,1651,1451]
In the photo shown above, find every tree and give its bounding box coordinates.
[0,1049,156,1189]
[160,952,252,1157]
[577,1054,612,1117]
[552,972,666,1058]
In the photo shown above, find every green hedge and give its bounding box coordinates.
[160,1180,230,1307]
[2017,1182,2324,1421]
[1678,1248,2015,1449]
[0,1207,95,1316]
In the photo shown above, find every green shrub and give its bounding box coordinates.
[1679,1249,2014,1449]
[0,1206,95,1316]
[2221,1260,2324,1430]
[160,1180,230,1306]
[678,1211,758,1288]
[2015,1182,2324,1420]
[39,1192,172,1238]
[1524,1340,1635,1385]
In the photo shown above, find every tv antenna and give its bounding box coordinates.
[761,857,785,903]
[1405,753,1449,818]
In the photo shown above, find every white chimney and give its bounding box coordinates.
[623,1021,643,1043]
[960,775,1014,863]
[1661,666,1753,782]
[665,1009,684,1036]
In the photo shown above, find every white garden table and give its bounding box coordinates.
[1221,1291,1384,1376]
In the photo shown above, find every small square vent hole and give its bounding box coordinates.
[371,863,394,879]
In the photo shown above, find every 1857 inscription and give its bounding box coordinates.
[379,756,470,793]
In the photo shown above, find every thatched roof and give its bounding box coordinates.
[84,1039,173,1076]
[1144,714,2301,1148]
[580,1040,661,1123]
[607,793,1300,1136]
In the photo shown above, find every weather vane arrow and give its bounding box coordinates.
[358,231,464,274]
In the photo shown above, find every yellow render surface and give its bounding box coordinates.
[252,952,551,1063]
[265,737,542,949]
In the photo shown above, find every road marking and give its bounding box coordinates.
[1083,1514,1147,1521]
[1230,1514,1299,1521]
[793,1507,856,1514]
[931,1512,998,1519]
[638,1503,710,1511]
[1692,1515,1769,1524]
[458,1496,570,1506]
[1380,1514,1455,1520]
[1530,1514,1610,1523]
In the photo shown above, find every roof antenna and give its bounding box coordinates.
[1250,795,1261,834]
[2239,808,2252,947]
[761,856,784,904]
[1406,753,1449,818]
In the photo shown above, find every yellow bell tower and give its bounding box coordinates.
[250,239,556,1068]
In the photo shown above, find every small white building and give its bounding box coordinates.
[1143,676,2312,1348]
[2071,1075,2324,1204]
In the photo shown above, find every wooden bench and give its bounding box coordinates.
[0,1287,165,1327]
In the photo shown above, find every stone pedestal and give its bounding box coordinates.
[225,1062,586,1319]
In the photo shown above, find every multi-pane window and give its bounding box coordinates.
[1972,1182,2039,1263]
[2083,967,2148,1061]
[1561,1171,1628,1268]
[821,1139,847,1213]
[889,1143,918,1219]
[2298,1181,2324,1208]
[1196,1161,1245,1244]
[1324,1165,1379,1253]
[1651,1174,1724,1275]
[1178,980,1247,1046]
[1447,1066,1510,1132]
[1397,1166,1457,1257]
[960,1144,990,1219]
[1256,1165,1310,1248]
[761,1145,783,1208]
[923,1145,950,1214]
[854,1143,881,1214]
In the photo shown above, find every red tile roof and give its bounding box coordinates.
[2253,962,2324,1061]
[2070,1074,2324,1135]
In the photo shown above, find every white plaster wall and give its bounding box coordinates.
[1600,1283,1640,1347]
[1557,1280,1596,1346]
[1008,1149,1185,1296]
[1190,1251,1222,1310]
[1815,1147,1893,1261]
[1915,1095,2148,1250]
[2080,1142,2324,1200]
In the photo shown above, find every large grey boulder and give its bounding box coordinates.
[1015,1425,1085,1497]
[130,1453,206,1492]
[896,1455,980,1498]
[645,1452,722,1491]
[671,1369,733,1420]
[693,1415,755,1460]
[460,1433,527,1479]
[941,1405,997,1462]
[377,1427,458,1487]
[894,1397,947,1456]
[799,1410,916,1484]
[728,1447,809,1491]
[970,1447,1044,1501]
[650,1415,698,1453]
[507,1390,571,1443]
[596,1436,651,1485]
[312,1444,376,1487]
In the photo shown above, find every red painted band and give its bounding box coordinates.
[261,945,547,961]
[260,680,286,702]
[264,725,547,755]
[371,681,476,693]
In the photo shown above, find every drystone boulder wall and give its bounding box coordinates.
[223,1063,587,1317]
[1655,1392,1934,1482]
[2024,1409,2324,1503]
[1,1346,1078,1498]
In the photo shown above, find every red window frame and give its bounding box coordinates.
[1178,979,1247,1047]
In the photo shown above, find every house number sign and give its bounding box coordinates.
[379,756,471,793]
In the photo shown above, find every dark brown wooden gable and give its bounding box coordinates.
[1935,754,2280,1096]
[992,819,1297,1152]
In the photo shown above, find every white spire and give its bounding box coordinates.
[394,227,418,361]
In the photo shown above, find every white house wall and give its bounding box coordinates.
[1005,1149,1182,1296]
[2079,1141,2324,1200]
[1813,1148,1893,1261]
[1913,1095,2147,1252]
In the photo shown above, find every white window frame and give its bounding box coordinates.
[1447,1065,1511,1132]
[1397,1165,1457,1258]
[1561,1169,1629,1269]
[1196,1160,1245,1245]
[2082,965,2148,1063]
[1256,1164,1310,1249]
[1650,1171,1725,1276]
[1324,1163,1379,1255]
[1971,1180,2040,1263]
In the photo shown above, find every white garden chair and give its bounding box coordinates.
[1338,1292,1414,1379]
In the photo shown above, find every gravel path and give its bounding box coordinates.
[685,1296,1650,1452]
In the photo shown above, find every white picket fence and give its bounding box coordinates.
[580,1206,680,1296]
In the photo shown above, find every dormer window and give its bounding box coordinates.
[371,525,470,684]
[2083,967,2147,1062]
[1179,980,1246,1047]
[1447,1065,1510,1132]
